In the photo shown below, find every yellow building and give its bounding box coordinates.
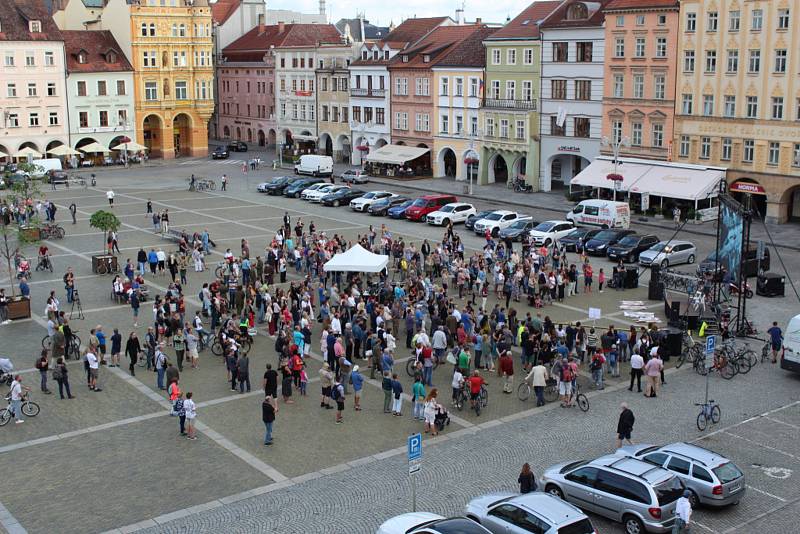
[131,0,215,159]
[674,0,800,223]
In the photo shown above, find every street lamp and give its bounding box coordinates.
[601,134,630,202]
[465,128,483,195]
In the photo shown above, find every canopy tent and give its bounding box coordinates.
[13,147,42,159]
[79,141,110,153]
[47,144,81,156]
[569,157,651,193]
[111,141,148,152]
[323,244,388,273]
[365,145,429,165]
[628,165,725,201]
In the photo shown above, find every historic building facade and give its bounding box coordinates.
[315,43,356,163]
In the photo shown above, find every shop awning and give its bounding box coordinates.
[629,165,725,201]
[79,142,110,153]
[569,157,651,192]
[365,145,429,165]
[293,134,318,142]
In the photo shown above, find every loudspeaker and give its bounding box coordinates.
[648,281,664,301]
[757,272,785,297]
[649,263,661,285]
[625,267,639,289]
[662,328,683,360]
[670,301,681,320]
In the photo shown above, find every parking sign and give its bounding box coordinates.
[408,433,422,462]
[705,335,716,356]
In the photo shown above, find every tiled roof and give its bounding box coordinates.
[486,1,561,40]
[211,0,238,25]
[605,0,679,10]
[388,24,485,69]
[61,30,132,73]
[382,16,450,45]
[0,0,63,41]
[540,0,613,29]
[223,23,342,61]
[433,26,498,68]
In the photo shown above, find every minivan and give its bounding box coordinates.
[404,194,458,222]
[566,200,630,229]
[697,245,770,279]
[294,154,334,177]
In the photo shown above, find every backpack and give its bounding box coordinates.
[560,365,574,382]
[331,385,342,401]
[590,357,603,371]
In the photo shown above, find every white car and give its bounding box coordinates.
[377,513,492,534]
[426,202,476,226]
[473,211,530,237]
[350,191,396,212]
[529,220,576,246]
[306,184,348,203]
[299,182,328,200]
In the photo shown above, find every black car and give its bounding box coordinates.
[369,195,409,216]
[321,188,365,207]
[284,177,325,198]
[227,141,247,152]
[465,210,492,231]
[559,228,601,253]
[211,146,229,159]
[607,234,660,262]
[261,176,298,195]
[583,229,635,256]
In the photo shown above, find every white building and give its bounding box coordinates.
[538,1,606,191]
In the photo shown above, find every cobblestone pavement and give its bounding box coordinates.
[0,173,798,534]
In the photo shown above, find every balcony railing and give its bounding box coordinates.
[350,88,386,98]
[482,98,537,111]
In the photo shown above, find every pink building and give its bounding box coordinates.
[600,0,680,161]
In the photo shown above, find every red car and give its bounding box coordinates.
[404,194,458,222]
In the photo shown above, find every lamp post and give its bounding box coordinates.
[601,134,630,202]
[465,128,483,195]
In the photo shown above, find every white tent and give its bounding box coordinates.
[365,144,429,165]
[323,244,388,273]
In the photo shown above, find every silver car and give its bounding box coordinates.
[542,455,684,534]
[465,492,596,534]
[638,240,697,268]
[616,443,745,508]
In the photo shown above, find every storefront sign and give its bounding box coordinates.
[295,90,312,97]
[557,145,581,153]
[730,181,766,195]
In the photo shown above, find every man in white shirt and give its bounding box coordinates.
[86,351,100,392]
[629,351,644,393]
[330,313,342,336]
[183,391,197,439]
[432,326,448,363]
[673,490,692,533]
[106,190,115,207]
[9,375,29,423]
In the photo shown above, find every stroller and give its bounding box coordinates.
[16,258,31,280]
[434,405,451,432]
[0,358,14,386]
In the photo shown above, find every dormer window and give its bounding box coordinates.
[384,50,389,60]
[373,50,378,60]
[77,49,88,64]
[29,20,41,33]
[106,50,117,63]
[362,50,367,60]
[566,2,588,20]
[423,54,430,63]
[402,55,408,62]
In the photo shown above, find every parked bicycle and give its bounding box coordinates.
[40,223,65,240]
[695,399,721,431]
[42,331,82,355]
[97,257,119,275]
[0,391,40,425]
[405,354,440,377]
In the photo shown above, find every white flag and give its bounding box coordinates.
[556,106,567,127]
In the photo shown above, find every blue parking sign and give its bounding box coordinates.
[408,433,422,462]
[706,335,716,355]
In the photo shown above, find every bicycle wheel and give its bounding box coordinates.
[405,359,416,377]
[480,386,488,407]
[761,344,771,363]
[240,339,252,356]
[474,398,481,416]
[746,350,758,369]
[55,227,65,239]
[736,355,752,374]
[544,383,559,403]
[675,351,687,369]
[42,335,52,349]
[0,409,10,426]
[22,401,40,417]
[696,411,708,431]
[97,262,108,275]
[454,391,465,411]
[576,394,589,412]
[211,341,223,356]
[711,404,721,424]
[137,351,147,367]
[214,266,225,279]
[721,361,737,380]
[694,358,708,376]
[517,383,531,401]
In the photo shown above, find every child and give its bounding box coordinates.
[184,391,197,440]
[608,344,619,377]
[299,367,308,396]
[598,268,605,293]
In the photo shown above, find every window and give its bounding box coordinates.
[772,97,784,120]
[721,138,732,161]
[658,14,666,25]
[25,51,35,66]
[98,110,108,127]
[574,117,590,138]
[775,50,787,73]
[743,139,754,162]
[616,15,624,27]
[679,135,690,157]
[6,113,18,127]
[175,81,187,99]
[794,144,800,167]
[507,49,516,65]
[612,120,623,143]
[395,77,407,96]
[729,10,740,31]
[516,120,525,140]
[705,50,717,73]
[488,505,551,534]
[144,81,157,100]
[778,9,790,30]
[469,78,479,97]
[727,50,739,73]
[653,75,665,100]
[455,77,463,96]
[77,81,87,96]
[614,38,625,58]
[636,14,645,26]
[499,119,509,138]
[486,117,494,136]
[635,38,646,58]
[29,112,39,127]
[746,96,758,118]
[684,50,695,72]
[352,106,361,122]
[700,137,711,159]
[751,9,763,31]
[524,49,533,64]
[47,82,56,96]
[631,122,642,146]
[576,42,592,62]
[143,51,156,67]
[44,51,54,66]
[415,77,429,96]
[655,37,667,58]
[27,83,36,97]
[724,95,736,117]
[116,80,126,95]
[505,80,515,100]
[6,83,15,97]
[522,81,532,101]
[707,12,718,31]
[48,111,58,126]
[141,22,147,36]
[455,115,463,134]
[118,109,127,125]
[376,108,384,124]
[693,465,715,483]
[550,116,565,136]
[682,94,693,114]
[613,74,624,98]
[652,123,664,148]
[4,52,13,66]
[173,51,187,67]
[552,79,567,100]
[492,49,501,65]
[566,467,599,487]
[440,77,449,96]
[769,142,780,165]
[633,74,644,99]
[553,42,568,62]
[419,113,429,131]
[490,80,500,99]
[440,115,448,134]
[470,116,478,136]
[703,94,714,116]
[748,50,760,73]
[595,472,650,505]
[686,12,696,32]
[97,80,107,96]
[575,80,591,100]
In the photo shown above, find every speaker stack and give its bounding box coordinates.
[757,272,785,297]
[625,267,639,289]
[648,264,664,300]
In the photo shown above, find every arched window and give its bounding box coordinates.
[566,2,588,20]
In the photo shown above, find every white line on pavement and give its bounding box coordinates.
[746,484,787,502]
[763,415,800,430]
[722,431,799,460]
[0,500,27,534]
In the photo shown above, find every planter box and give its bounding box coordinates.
[92,254,118,274]
[7,297,31,320]
[19,226,40,241]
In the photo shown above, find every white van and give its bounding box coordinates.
[294,155,333,177]
[781,314,800,373]
[28,158,62,177]
[566,199,630,229]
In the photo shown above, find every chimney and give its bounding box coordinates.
[455,8,464,25]
[476,18,482,24]
[257,14,265,34]
[278,21,285,34]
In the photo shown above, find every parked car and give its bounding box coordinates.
[426,202,476,226]
[529,220,576,247]
[306,184,349,203]
[388,199,415,219]
[341,168,369,184]
[465,210,493,231]
[465,492,596,534]
[474,211,530,237]
[300,182,329,200]
[696,245,770,279]
[350,191,396,212]
[560,228,601,253]
[583,229,636,256]
[322,187,364,207]
[284,177,325,198]
[377,514,492,534]
[616,443,745,508]
[258,176,297,195]
[404,194,458,222]
[226,141,247,152]
[369,196,409,216]
[639,241,697,269]
[47,170,70,184]
[608,234,661,263]
[543,455,684,534]
[212,146,229,159]
[499,219,538,241]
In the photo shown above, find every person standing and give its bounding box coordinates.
[86,348,100,392]
[184,392,197,440]
[673,490,692,533]
[629,350,644,393]
[422,389,440,435]
[52,357,74,399]
[351,365,364,411]
[518,463,538,494]
[318,362,333,409]
[332,379,345,424]
[616,402,635,448]
[69,202,77,224]
[527,362,548,407]
[499,350,514,393]
[767,321,783,364]
[382,371,393,414]
[174,392,186,436]
[262,394,277,445]
[8,375,29,423]
[106,189,115,207]
[391,373,403,416]
[35,350,52,394]
[644,351,663,398]
[237,353,251,393]
[221,174,228,191]
[110,328,122,368]
[412,376,425,420]
[263,363,278,398]
[155,344,168,390]
[125,332,141,376]
[173,328,185,372]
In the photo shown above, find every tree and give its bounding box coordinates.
[89,210,121,251]
[0,177,44,297]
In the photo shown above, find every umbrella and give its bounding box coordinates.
[0,150,7,158]
[79,141,110,153]
[111,141,148,152]
[47,145,81,156]
[13,146,42,159]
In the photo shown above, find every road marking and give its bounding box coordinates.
[721,494,800,533]
[722,431,799,460]
[764,415,800,430]
[693,400,800,442]
[746,484,787,502]
[0,499,27,534]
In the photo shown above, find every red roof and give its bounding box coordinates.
[0,0,63,41]
[540,0,613,29]
[389,25,486,69]
[605,0,679,10]
[211,0,239,25]
[486,1,561,39]
[61,30,132,73]
[433,26,498,68]
[223,23,342,61]
[383,16,450,44]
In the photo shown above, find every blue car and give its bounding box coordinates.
[388,199,414,219]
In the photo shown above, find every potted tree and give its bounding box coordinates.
[0,195,42,320]
[89,210,121,273]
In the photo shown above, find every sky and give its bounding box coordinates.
[267,0,523,26]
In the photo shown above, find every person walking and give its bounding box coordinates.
[155,344,168,390]
[106,189,115,207]
[262,394,277,445]
[221,174,228,191]
[35,350,52,394]
[412,376,425,420]
[125,332,141,376]
[263,363,278,398]
[629,350,644,392]
[499,350,514,393]
[527,362,548,407]
[767,321,783,364]
[644,351,663,398]
[351,365,364,411]
[673,490,692,533]
[382,371,393,414]
[391,373,403,416]
[69,202,77,224]
[616,402,635,448]
[423,389,440,435]
[518,463,538,494]
[332,379,346,424]
[52,357,74,399]
[184,392,197,440]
